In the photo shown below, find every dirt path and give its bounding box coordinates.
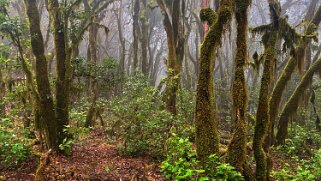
[1,129,163,181]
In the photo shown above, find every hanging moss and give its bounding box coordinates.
[276,56,321,144]
[195,0,233,162]
[251,24,272,35]
[226,0,250,172]
[272,5,321,145]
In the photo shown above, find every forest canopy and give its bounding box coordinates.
[1,0,321,180]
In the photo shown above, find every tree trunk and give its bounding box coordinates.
[140,0,149,76]
[156,0,184,115]
[253,1,280,180]
[85,18,98,128]
[24,0,58,150]
[132,0,139,74]
[48,0,69,144]
[271,4,321,145]
[116,0,125,93]
[195,0,232,161]
[202,0,209,36]
[226,0,250,172]
[276,56,321,144]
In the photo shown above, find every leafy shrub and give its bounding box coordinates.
[271,150,321,180]
[161,133,243,181]
[0,118,29,167]
[58,125,90,155]
[108,74,173,157]
[276,125,321,156]
[59,137,74,156]
[175,89,196,139]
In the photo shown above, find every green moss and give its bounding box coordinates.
[200,8,217,26]
[253,1,280,180]
[254,32,278,181]
[195,0,233,162]
[272,5,321,145]
[226,0,250,172]
[269,56,296,145]
[276,56,321,144]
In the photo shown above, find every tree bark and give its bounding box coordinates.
[273,4,321,145]
[132,0,139,74]
[195,0,232,161]
[253,1,280,180]
[24,0,58,150]
[226,0,250,172]
[276,57,321,144]
[140,0,149,76]
[156,0,185,115]
[48,0,69,144]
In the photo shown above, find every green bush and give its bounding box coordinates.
[0,118,29,167]
[108,74,173,157]
[271,150,321,180]
[275,125,321,156]
[161,133,243,181]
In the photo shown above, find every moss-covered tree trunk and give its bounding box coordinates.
[226,0,250,172]
[276,57,321,144]
[253,34,278,181]
[24,0,58,150]
[253,1,280,180]
[48,0,69,144]
[269,4,321,145]
[156,0,183,115]
[195,0,232,161]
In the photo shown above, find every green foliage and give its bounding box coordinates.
[0,117,29,168]
[161,134,243,181]
[161,133,202,180]
[175,88,196,139]
[73,56,119,91]
[108,74,173,157]
[70,103,88,127]
[58,125,90,155]
[276,125,321,156]
[0,0,27,45]
[271,150,321,180]
[59,137,74,156]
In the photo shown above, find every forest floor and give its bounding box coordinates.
[0,129,163,181]
[0,127,302,181]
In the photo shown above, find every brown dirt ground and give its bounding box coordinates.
[0,129,163,181]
